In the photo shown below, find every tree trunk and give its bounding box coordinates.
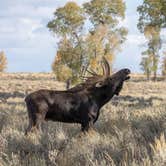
[153,71,157,81]
[146,69,150,81]
[152,54,158,81]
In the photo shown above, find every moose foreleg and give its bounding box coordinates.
[81,119,94,133]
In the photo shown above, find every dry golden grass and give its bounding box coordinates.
[0,73,166,166]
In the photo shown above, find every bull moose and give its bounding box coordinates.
[25,57,130,135]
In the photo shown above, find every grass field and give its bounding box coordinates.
[0,73,166,166]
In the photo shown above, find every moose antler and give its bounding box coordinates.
[101,57,110,76]
[80,64,99,80]
[80,57,110,83]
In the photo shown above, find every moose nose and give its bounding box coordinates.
[125,69,131,74]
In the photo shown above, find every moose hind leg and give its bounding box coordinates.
[25,113,43,135]
[25,118,33,135]
[25,101,44,135]
[25,110,36,135]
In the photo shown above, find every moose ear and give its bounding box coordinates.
[95,81,105,88]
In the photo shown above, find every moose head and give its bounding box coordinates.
[81,57,131,106]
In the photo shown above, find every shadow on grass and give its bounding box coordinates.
[0,92,25,102]
[112,95,163,108]
[6,134,56,166]
[97,112,166,164]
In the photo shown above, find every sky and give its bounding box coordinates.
[0,0,158,73]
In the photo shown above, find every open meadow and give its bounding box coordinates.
[0,73,166,166]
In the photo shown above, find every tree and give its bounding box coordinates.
[140,53,152,80]
[144,26,161,80]
[83,0,127,73]
[84,24,127,73]
[137,0,165,80]
[52,51,72,81]
[48,2,85,83]
[0,51,7,72]
[137,0,166,31]
[83,0,125,26]
[47,2,85,36]
[52,38,83,83]
[48,0,127,82]
[161,52,166,79]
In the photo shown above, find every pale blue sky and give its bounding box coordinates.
[0,0,158,73]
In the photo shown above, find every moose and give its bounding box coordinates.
[25,57,130,135]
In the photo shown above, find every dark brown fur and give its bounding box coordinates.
[25,59,130,135]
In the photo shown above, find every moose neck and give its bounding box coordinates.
[89,87,114,108]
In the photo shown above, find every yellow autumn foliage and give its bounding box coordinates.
[0,51,7,72]
[52,52,72,81]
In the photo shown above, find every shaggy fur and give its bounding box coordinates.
[25,63,130,135]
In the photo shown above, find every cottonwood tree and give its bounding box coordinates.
[137,0,166,80]
[48,2,85,35]
[144,26,161,80]
[48,2,85,83]
[85,25,127,73]
[137,0,166,30]
[0,51,7,72]
[83,0,125,26]
[48,0,127,82]
[52,51,72,81]
[83,0,127,73]
[162,52,166,79]
[140,53,152,80]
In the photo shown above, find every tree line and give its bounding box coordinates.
[1,0,166,81]
[137,0,166,80]
[48,0,127,83]
[48,0,166,82]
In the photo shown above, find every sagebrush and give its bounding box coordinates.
[0,73,166,166]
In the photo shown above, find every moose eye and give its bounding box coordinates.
[95,82,103,88]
